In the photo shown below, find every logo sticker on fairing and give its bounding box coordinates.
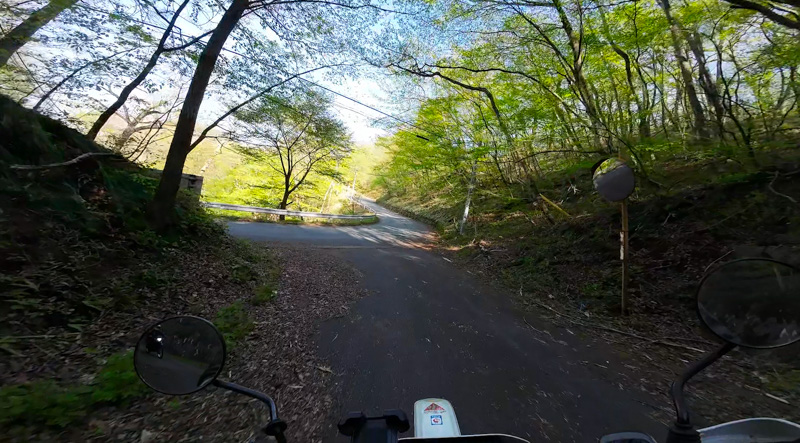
[430,415,443,425]
[424,403,446,413]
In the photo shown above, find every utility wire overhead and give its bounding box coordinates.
[72,2,452,142]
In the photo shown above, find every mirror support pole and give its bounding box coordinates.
[670,342,736,426]
[620,199,629,315]
[212,379,287,440]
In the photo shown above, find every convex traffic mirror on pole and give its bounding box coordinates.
[592,159,635,315]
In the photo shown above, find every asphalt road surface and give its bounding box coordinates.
[228,201,665,442]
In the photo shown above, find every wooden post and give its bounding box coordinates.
[620,199,630,315]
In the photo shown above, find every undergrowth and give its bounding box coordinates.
[379,147,800,321]
[0,351,146,431]
[215,301,255,349]
[0,96,283,438]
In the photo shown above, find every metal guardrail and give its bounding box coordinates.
[204,202,376,220]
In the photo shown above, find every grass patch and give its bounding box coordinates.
[766,369,800,396]
[214,301,254,349]
[0,350,146,431]
[252,283,277,305]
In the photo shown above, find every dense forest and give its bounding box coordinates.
[374,0,800,217]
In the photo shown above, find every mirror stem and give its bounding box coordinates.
[213,379,279,421]
[671,342,735,426]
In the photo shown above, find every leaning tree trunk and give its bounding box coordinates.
[87,0,191,140]
[278,188,290,221]
[0,0,78,68]
[658,0,708,139]
[147,0,249,229]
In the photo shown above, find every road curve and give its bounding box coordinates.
[228,201,664,442]
[227,199,433,248]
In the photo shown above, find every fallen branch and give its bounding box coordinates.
[692,203,754,234]
[578,321,706,353]
[768,171,798,205]
[521,290,708,354]
[745,385,792,405]
[10,152,117,170]
[764,392,791,405]
[539,193,571,217]
[704,250,733,274]
[517,210,537,226]
[2,333,81,340]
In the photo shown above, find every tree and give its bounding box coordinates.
[721,0,800,30]
[0,0,78,68]
[657,0,708,139]
[146,0,387,228]
[86,0,211,140]
[147,0,249,229]
[233,90,351,219]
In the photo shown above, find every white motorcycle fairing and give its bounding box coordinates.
[405,398,530,443]
[699,418,800,442]
[413,399,461,438]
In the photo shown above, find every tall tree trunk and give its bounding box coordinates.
[553,0,604,144]
[614,47,651,138]
[278,189,289,221]
[148,0,248,229]
[0,0,77,67]
[87,0,191,140]
[459,161,477,235]
[686,30,725,138]
[279,182,290,221]
[658,0,708,139]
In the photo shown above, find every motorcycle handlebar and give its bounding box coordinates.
[212,379,287,441]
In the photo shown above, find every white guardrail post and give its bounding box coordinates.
[203,202,376,221]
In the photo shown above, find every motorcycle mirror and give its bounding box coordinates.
[599,432,657,443]
[592,158,635,202]
[697,258,800,349]
[134,316,226,395]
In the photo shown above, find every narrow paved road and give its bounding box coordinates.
[229,201,665,442]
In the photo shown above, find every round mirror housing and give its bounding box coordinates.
[593,159,635,202]
[134,316,226,395]
[697,258,800,349]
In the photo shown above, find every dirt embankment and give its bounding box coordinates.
[1,96,367,441]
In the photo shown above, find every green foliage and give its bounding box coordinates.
[252,283,277,305]
[91,351,148,403]
[214,301,254,348]
[122,24,155,43]
[0,381,92,429]
[230,262,257,283]
[0,96,103,166]
[0,351,146,430]
[197,88,353,216]
[372,0,800,242]
[766,370,800,395]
